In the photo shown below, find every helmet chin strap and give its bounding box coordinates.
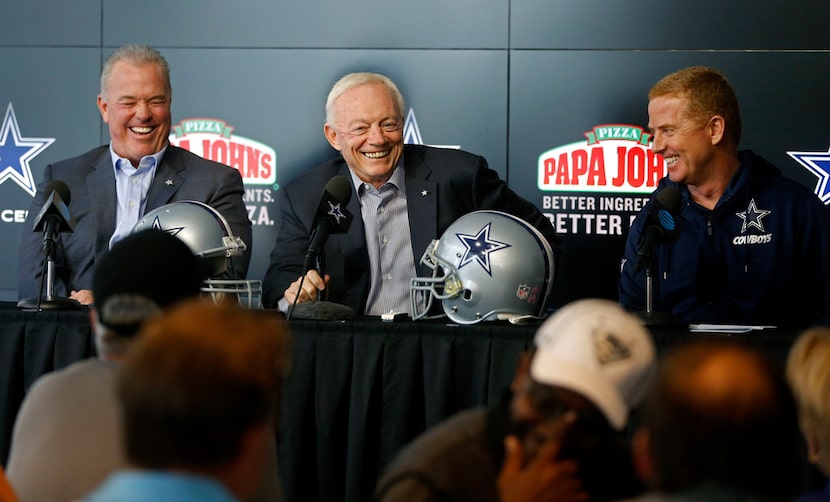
[504,313,548,326]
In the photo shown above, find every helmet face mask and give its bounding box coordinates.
[410,210,555,324]
[132,200,261,308]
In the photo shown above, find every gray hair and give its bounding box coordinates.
[93,312,134,359]
[325,72,404,126]
[92,294,162,359]
[100,44,171,101]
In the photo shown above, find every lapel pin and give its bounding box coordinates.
[165,179,174,186]
[421,189,429,197]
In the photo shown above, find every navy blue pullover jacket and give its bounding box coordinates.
[619,150,830,326]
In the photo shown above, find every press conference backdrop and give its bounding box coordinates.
[2,1,830,307]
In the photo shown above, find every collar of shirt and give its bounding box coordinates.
[347,156,407,197]
[108,144,167,174]
[107,145,167,249]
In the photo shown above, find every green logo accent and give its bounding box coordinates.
[584,125,651,146]
[172,119,234,138]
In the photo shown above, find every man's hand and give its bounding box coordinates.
[284,270,330,304]
[69,289,94,305]
[497,433,588,502]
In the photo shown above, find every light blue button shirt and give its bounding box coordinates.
[108,146,166,249]
[86,470,237,501]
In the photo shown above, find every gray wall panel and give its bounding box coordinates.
[2,2,830,308]
[511,0,830,49]
[0,1,100,46]
[0,49,103,300]
[103,0,508,48]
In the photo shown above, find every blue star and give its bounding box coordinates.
[736,198,771,233]
[327,201,346,224]
[0,103,55,196]
[788,147,830,203]
[455,222,511,276]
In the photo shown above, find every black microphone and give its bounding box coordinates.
[32,180,76,257]
[634,186,681,273]
[303,175,353,272]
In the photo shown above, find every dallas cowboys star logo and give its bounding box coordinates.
[403,108,460,150]
[455,222,511,276]
[327,201,346,224]
[151,215,184,237]
[788,147,830,204]
[0,103,55,196]
[736,198,771,233]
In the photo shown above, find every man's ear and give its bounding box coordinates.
[806,430,822,466]
[510,352,532,393]
[97,95,109,124]
[631,427,654,485]
[89,308,100,330]
[324,124,341,151]
[708,115,726,146]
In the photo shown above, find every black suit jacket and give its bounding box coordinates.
[17,145,252,300]
[262,145,557,312]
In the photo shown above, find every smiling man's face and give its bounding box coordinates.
[324,82,403,188]
[97,61,172,167]
[648,94,717,187]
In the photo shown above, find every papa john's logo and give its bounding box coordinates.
[169,119,276,186]
[538,124,666,194]
[0,103,55,196]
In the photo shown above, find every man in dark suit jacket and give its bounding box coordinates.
[263,72,556,315]
[17,45,250,305]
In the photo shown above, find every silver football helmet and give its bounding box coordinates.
[410,210,555,324]
[132,201,262,308]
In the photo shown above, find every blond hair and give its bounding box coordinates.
[649,66,741,146]
[787,327,830,473]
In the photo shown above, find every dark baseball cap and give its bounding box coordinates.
[92,228,211,335]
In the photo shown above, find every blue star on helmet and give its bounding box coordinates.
[788,147,830,203]
[150,215,184,237]
[0,103,55,196]
[736,198,771,233]
[327,201,346,224]
[455,222,511,276]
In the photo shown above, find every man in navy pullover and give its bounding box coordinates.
[619,66,830,326]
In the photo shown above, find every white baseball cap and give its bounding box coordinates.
[530,299,656,430]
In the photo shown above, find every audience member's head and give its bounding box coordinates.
[118,299,290,500]
[787,327,830,477]
[91,228,210,358]
[634,339,800,499]
[509,299,656,499]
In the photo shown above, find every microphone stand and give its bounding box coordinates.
[17,249,84,311]
[635,249,678,326]
[287,250,355,321]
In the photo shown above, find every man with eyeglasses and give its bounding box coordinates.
[263,72,558,317]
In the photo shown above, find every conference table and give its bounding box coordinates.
[0,302,807,502]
